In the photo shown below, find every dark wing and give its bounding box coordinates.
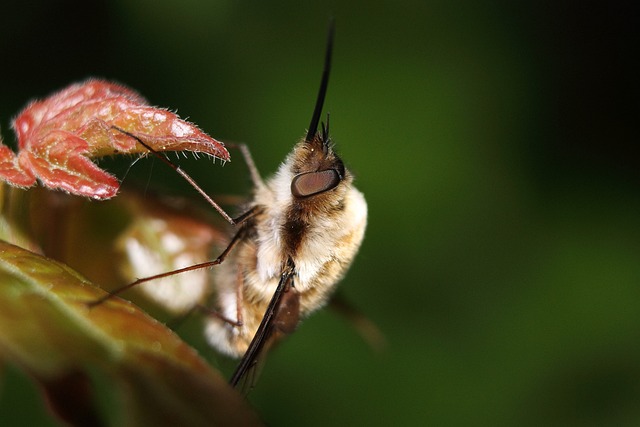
[229,261,299,393]
[328,293,386,352]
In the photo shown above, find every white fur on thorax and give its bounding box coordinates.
[204,158,368,357]
[253,163,367,297]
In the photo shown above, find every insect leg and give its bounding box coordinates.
[87,224,247,308]
[224,142,264,189]
[191,265,246,328]
[234,267,245,326]
[194,304,243,327]
[111,126,237,225]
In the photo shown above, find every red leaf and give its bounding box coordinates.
[0,80,229,199]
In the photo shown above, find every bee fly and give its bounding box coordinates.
[100,22,367,389]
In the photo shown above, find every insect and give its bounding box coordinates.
[97,23,367,390]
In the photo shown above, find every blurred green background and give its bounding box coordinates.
[1,1,638,426]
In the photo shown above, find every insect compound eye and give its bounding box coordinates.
[291,169,342,198]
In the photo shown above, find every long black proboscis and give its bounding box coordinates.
[229,265,295,391]
[305,20,335,142]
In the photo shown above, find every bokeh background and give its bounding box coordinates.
[1,1,638,426]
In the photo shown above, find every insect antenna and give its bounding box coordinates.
[321,114,330,147]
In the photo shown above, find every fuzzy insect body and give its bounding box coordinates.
[206,132,367,357]
[100,22,367,388]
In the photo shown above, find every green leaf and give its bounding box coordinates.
[0,240,262,427]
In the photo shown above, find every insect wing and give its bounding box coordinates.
[230,266,298,393]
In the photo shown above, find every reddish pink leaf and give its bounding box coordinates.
[0,80,229,199]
